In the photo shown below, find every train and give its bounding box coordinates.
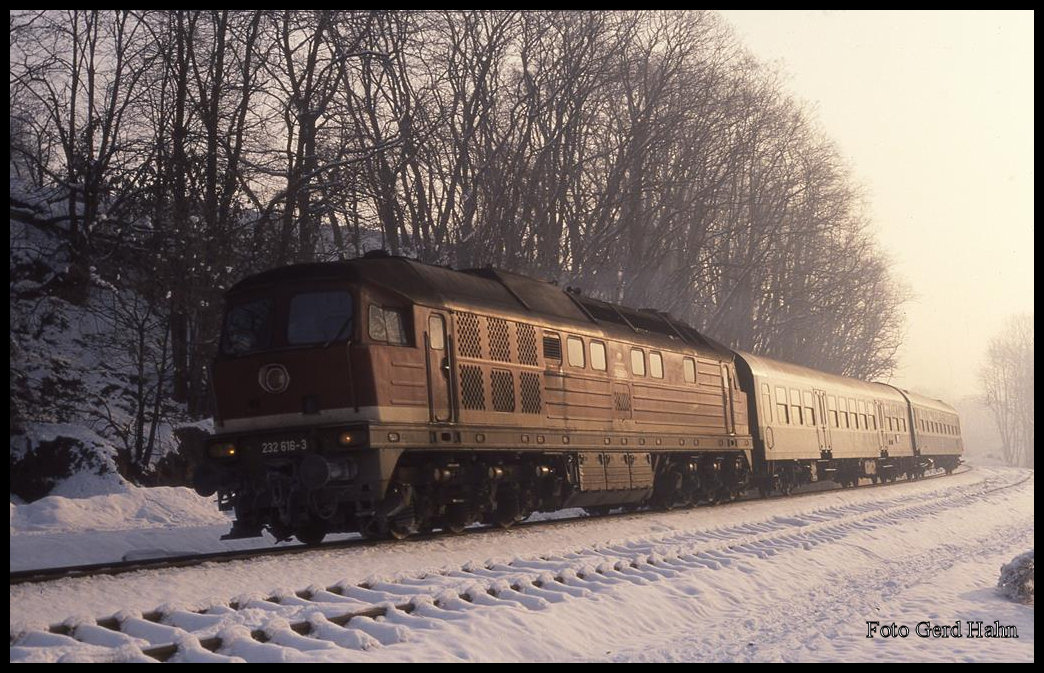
[192,252,963,544]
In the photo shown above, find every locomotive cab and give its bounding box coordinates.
[196,262,423,544]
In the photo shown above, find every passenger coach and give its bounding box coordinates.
[735,351,962,494]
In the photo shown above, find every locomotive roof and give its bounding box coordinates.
[229,255,733,357]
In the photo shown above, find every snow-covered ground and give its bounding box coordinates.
[10,465,1034,662]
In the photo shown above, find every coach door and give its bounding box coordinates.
[425,312,452,422]
[873,400,885,451]
[814,389,831,451]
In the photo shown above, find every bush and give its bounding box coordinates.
[997,550,1034,604]
[9,433,116,502]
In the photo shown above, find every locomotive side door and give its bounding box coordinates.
[425,312,452,423]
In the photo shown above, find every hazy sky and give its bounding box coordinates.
[717,10,1034,400]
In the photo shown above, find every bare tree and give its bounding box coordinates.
[11,9,915,448]
[981,315,1034,467]
[10,10,153,300]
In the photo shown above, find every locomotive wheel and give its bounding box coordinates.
[653,466,685,510]
[295,521,327,546]
[388,523,413,540]
[443,503,471,534]
[494,493,521,529]
[387,509,418,540]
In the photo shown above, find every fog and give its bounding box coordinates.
[718,10,1034,401]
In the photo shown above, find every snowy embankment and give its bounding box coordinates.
[10,466,1034,662]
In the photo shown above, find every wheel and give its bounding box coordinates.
[388,524,413,540]
[495,494,521,529]
[442,503,471,534]
[295,522,327,546]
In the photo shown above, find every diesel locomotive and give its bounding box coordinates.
[192,253,963,544]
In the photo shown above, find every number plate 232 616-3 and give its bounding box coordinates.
[260,437,309,455]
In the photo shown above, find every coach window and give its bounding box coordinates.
[683,357,697,383]
[776,386,789,423]
[790,389,802,426]
[369,305,407,345]
[775,386,789,424]
[590,340,607,371]
[567,336,585,368]
[631,348,646,376]
[650,352,664,379]
[828,396,839,428]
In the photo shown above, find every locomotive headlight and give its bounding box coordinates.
[337,431,361,447]
[208,442,237,458]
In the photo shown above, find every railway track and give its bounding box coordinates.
[10,465,970,587]
[10,465,1028,663]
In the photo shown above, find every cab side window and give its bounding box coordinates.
[590,341,607,371]
[683,357,696,383]
[631,348,645,376]
[369,305,407,345]
[649,352,664,379]
[567,336,585,368]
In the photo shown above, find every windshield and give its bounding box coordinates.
[220,289,354,356]
[221,297,273,355]
[288,290,354,345]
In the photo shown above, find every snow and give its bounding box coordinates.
[9,465,1034,662]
